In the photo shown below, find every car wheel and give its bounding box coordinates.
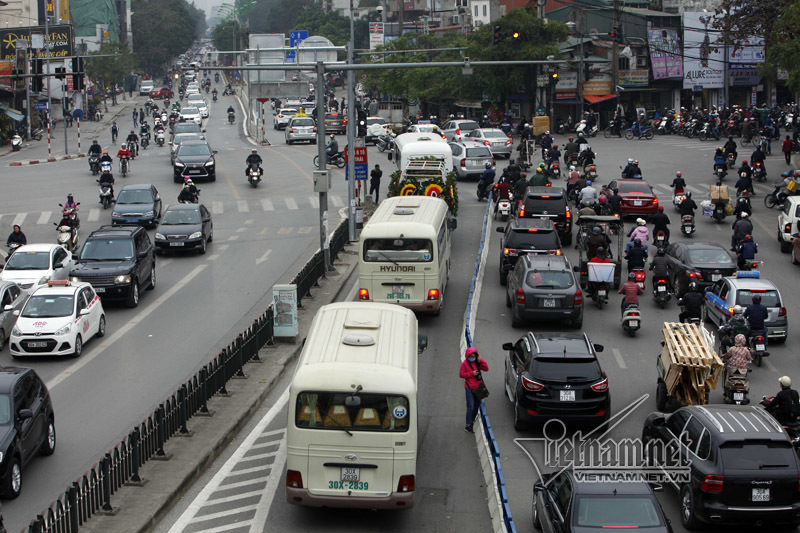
[656,380,668,411]
[147,266,156,290]
[39,419,56,456]
[505,289,511,308]
[73,335,82,357]
[680,485,701,530]
[513,397,529,431]
[126,281,139,308]
[0,329,4,352]
[1,455,21,498]
[208,230,213,243]
[97,315,106,338]
[511,308,522,328]
[532,497,542,530]
[199,237,207,255]
[500,268,507,286]
[780,238,792,253]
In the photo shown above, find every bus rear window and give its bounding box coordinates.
[295,392,410,432]
[363,238,433,262]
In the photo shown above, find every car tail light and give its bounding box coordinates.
[278,114,283,118]
[515,288,525,304]
[483,140,490,146]
[522,375,544,392]
[527,228,539,232]
[700,475,724,493]
[652,198,659,205]
[397,474,415,492]
[289,128,294,133]
[504,248,518,256]
[591,378,608,392]
[780,307,787,317]
[686,269,702,279]
[785,223,792,233]
[358,288,369,300]
[343,119,347,125]
[286,470,304,488]
[313,127,317,132]
[506,140,512,146]
[565,210,572,219]
[574,288,583,306]
[456,128,461,136]
[460,159,466,167]
[518,208,525,217]
[427,289,440,300]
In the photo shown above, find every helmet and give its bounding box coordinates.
[596,247,605,256]
[103,150,108,154]
[67,193,74,198]
[586,180,592,186]
[251,148,257,153]
[593,226,602,234]
[598,195,607,203]
[634,238,642,245]
[92,140,98,144]
[553,144,558,149]
[740,212,749,218]
[733,305,743,314]
[628,158,634,164]
[744,234,752,241]
[752,294,762,303]
[658,206,664,212]
[184,176,191,182]
[780,376,792,388]
[130,130,135,134]
[330,134,335,139]
[536,167,544,174]
[569,136,574,141]
[657,248,665,256]
[675,171,682,177]
[718,146,724,152]
[545,131,550,135]
[121,143,127,149]
[539,162,546,168]
[629,272,637,280]
[637,218,646,226]
[633,160,639,165]
[743,160,748,164]
[688,282,698,292]
[485,162,492,169]
[744,118,749,122]
[569,166,576,171]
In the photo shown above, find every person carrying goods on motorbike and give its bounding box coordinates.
[650,248,671,291]
[7,225,27,247]
[737,234,758,269]
[245,148,263,177]
[671,170,686,193]
[651,206,671,244]
[587,226,610,259]
[724,136,738,161]
[619,272,643,312]
[731,212,753,250]
[677,282,704,322]
[126,130,139,158]
[625,238,648,272]
[326,134,339,161]
[744,294,769,351]
[761,376,800,426]
[99,167,115,201]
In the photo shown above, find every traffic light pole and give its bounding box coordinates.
[346,41,356,242]
[45,9,52,142]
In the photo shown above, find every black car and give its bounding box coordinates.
[69,225,156,308]
[664,242,737,296]
[497,218,562,285]
[173,140,217,183]
[0,367,55,498]
[155,204,213,255]
[506,255,583,328]
[502,332,608,430]
[533,470,672,532]
[515,186,573,245]
[170,122,204,143]
[642,405,800,529]
[111,184,162,229]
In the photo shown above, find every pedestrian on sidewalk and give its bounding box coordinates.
[132,110,138,128]
[370,164,382,202]
[459,347,489,433]
[783,135,793,165]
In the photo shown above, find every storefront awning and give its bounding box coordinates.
[584,94,618,104]
[0,102,24,122]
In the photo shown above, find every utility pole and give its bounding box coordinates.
[316,61,333,271]
[44,3,52,143]
[612,0,620,97]
[397,0,404,37]
[346,2,357,242]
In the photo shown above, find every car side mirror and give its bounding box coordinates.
[3,305,12,312]
[54,263,63,269]
[496,227,505,233]
[418,334,428,354]
[79,308,90,316]
[212,150,218,154]
[138,251,148,258]
[17,409,32,421]
[502,342,513,351]
[533,481,545,493]
[12,310,19,316]
[448,219,457,231]
[593,343,604,352]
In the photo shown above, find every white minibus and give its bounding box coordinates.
[357,196,456,314]
[390,132,453,173]
[285,302,427,509]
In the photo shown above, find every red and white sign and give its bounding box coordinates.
[344,146,368,164]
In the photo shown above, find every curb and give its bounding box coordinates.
[9,153,86,166]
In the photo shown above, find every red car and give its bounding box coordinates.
[602,179,659,217]
[148,87,174,99]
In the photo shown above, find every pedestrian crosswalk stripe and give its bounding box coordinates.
[260,199,274,211]
[331,195,343,207]
[237,200,249,213]
[278,227,293,234]
[212,201,223,215]
[285,198,298,210]
[37,211,51,225]
[309,196,319,208]
[297,226,312,234]
[87,209,99,222]
[12,213,26,227]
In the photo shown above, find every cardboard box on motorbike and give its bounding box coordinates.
[709,184,730,203]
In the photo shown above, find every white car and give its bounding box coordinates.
[195,101,210,118]
[186,94,205,107]
[186,84,200,96]
[273,108,297,130]
[140,80,154,96]
[0,244,74,291]
[10,280,105,357]
[180,107,202,125]
[778,196,800,253]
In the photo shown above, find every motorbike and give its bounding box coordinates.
[248,164,262,188]
[547,161,561,179]
[722,365,751,405]
[590,281,609,309]
[120,157,130,177]
[89,155,100,175]
[376,133,395,153]
[97,180,113,209]
[653,277,671,308]
[584,165,598,180]
[212,92,218,103]
[654,231,669,248]
[621,303,641,337]
[698,123,721,142]
[215,73,220,83]
[54,220,78,252]
[161,111,168,123]
[556,118,566,135]
[764,184,790,209]
[141,133,150,150]
[178,188,200,204]
[714,164,727,180]
[5,242,22,259]
[477,180,491,201]
[657,117,670,135]
[10,134,22,151]
[726,152,737,169]
[155,130,165,147]
[681,214,696,236]
[228,112,235,124]
[223,86,236,96]
[672,189,686,211]
[575,120,598,137]
[313,151,346,169]
[753,161,767,182]
[711,202,727,222]
[625,125,654,140]
[494,191,512,221]
[29,128,43,141]
[749,332,768,367]
[632,267,646,291]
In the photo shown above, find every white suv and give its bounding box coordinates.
[778,196,800,252]
[140,80,154,96]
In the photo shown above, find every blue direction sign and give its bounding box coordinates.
[34,101,49,110]
[286,30,308,64]
[346,163,369,181]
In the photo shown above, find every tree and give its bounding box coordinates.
[131,0,206,76]
[293,7,369,48]
[212,19,247,52]
[769,2,800,95]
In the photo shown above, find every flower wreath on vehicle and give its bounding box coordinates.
[386,157,459,215]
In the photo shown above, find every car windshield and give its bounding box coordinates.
[174,135,200,145]
[4,251,49,271]
[525,270,573,289]
[281,109,297,116]
[465,147,492,158]
[367,118,386,125]
[363,238,433,263]
[523,198,564,212]
[688,248,734,265]
[0,394,10,425]
[325,114,341,120]
[178,145,211,156]
[530,359,600,381]
[292,118,314,127]
[22,294,74,318]
[162,209,201,225]
[294,392,409,433]
[80,238,135,261]
[506,231,559,250]
[736,289,781,307]
[619,183,653,194]
[175,124,201,134]
[719,440,796,469]
[458,121,479,131]
[116,190,153,204]
[574,495,664,528]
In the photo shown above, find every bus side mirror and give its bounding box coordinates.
[387,152,393,161]
[418,334,428,354]
[448,219,457,231]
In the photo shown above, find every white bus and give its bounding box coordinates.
[358,196,456,314]
[390,132,453,173]
[285,302,427,509]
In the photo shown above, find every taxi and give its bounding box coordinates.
[9,280,106,358]
[703,271,788,341]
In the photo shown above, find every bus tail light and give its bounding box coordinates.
[398,474,416,492]
[427,289,440,300]
[286,470,304,489]
[358,288,370,300]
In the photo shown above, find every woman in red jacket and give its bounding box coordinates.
[459,347,489,433]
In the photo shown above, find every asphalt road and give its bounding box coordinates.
[0,82,352,529]
[476,133,800,532]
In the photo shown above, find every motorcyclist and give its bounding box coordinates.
[761,376,800,426]
[548,144,561,165]
[117,143,131,169]
[719,305,750,352]
[627,218,650,244]
[737,160,753,180]
[326,134,339,160]
[99,149,113,166]
[621,159,642,179]
[564,137,579,162]
[750,146,766,175]
[126,130,139,157]
[578,180,597,207]
[651,206,670,244]
[139,121,151,143]
[529,167,550,187]
[671,170,686,193]
[540,131,553,159]
[678,282,704,322]
[731,212,753,250]
[179,178,199,203]
[722,334,752,374]
[649,248,671,291]
[479,162,496,198]
[678,191,697,217]
[98,168,115,200]
[625,238,648,272]
[713,147,727,173]
[212,88,218,101]
[724,136,738,160]
[566,165,580,197]
[735,169,755,197]
[608,188,623,215]
[227,105,235,117]
[737,234,758,269]
[744,294,769,350]
[88,140,102,158]
[587,226,610,259]
[245,148,263,177]
[618,272,643,312]
[493,178,512,215]
[734,193,753,219]
[6,225,27,246]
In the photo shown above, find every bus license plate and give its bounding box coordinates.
[752,488,770,502]
[341,467,360,482]
[392,285,404,295]
[756,344,765,351]
[733,392,744,401]
[560,390,575,402]
[542,299,556,307]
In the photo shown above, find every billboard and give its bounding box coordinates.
[647,28,682,80]
[682,12,724,90]
[728,36,764,64]
[0,24,74,61]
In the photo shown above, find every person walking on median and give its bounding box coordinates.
[370,164,382,202]
[459,347,489,433]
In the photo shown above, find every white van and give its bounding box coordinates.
[391,132,453,173]
[358,196,456,314]
[286,302,427,509]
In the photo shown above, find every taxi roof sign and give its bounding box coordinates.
[47,280,70,286]
[735,271,760,278]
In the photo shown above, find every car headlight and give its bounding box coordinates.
[155,232,165,240]
[189,231,202,239]
[55,323,71,336]
[38,275,50,285]
[115,275,132,283]
[143,211,154,217]
[175,162,185,168]
[204,159,214,167]
[70,276,80,283]
[11,326,21,336]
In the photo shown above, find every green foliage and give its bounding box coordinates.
[85,42,136,86]
[131,0,206,76]
[767,2,800,95]
[212,20,247,52]
[293,7,369,48]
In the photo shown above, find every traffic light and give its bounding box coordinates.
[550,72,559,84]
[54,67,65,80]
[72,57,85,90]
[493,25,502,45]
[609,26,624,43]
[32,59,43,93]
[357,108,367,137]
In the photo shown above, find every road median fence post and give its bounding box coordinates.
[69,483,79,530]
[233,335,247,378]
[152,404,173,461]
[177,384,195,437]
[125,427,148,486]
[197,365,215,416]
[99,455,119,515]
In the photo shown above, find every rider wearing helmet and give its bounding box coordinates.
[245,148,263,177]
[578,179,597,207]
[678,282,704,322]
[744,293,769,349]
[126,130,139,157]
[325,133,339,160]
[99,149,113,165]
[731,211,753,250]
[625,238,647,271]
[719,305,750,352]
[540,130,553,159]
[479,161,496,198]
[548,144,561,164]
[117,143,131,161]
[679,191,697,217]
[649,248,671,291]
[621,158,638,180]
[737,234,758,269]
[619,272,644,311]
[671,171,686,192]
[651,206,671,244]
[761,377,800,426]
[564,136,579,163]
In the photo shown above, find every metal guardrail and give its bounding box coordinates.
[24,218,350,532]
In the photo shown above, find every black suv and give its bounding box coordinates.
[502,332,608,430]
[497,218,562,285]
[642,405,800,529]
[515,186,573,245]
[69,225,156,308]
[0,367,55,498]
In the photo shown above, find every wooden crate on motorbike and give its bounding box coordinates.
[658,322,723,407]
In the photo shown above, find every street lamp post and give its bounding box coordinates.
[346,0,357,242]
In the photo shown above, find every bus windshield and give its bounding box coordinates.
[295,392,409,432]
[363,238,433,262]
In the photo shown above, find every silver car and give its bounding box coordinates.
[464,128,513,158]
[441,119,480,142]
[449,141,495,179]
[171,132,205,164]
[0,280,28,351]
[195,101,210,118]
[285,116,317,144]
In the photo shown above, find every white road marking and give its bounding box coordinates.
[244,219,254,225]
[236,227,246,233]
[309,196,319,208]
[331,195,343,207]
[87,209,100,222]
[167,390,289,533]
[212,201,224,215]
[11,212,26,226]
[285,198,298,210]
[256,249,272,265]
[611,348,627,369]
[228,235,239,241]
[237,200,249,213]
[297,226,311,234]
[47,265,207,390]
[37,211,52,225]
[248,429,287,533]
[260,199,274,211]
[205,489,264,505]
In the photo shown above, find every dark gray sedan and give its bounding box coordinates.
[505,255,583,328]
[154,204,213,255]
[111,184,162,229]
